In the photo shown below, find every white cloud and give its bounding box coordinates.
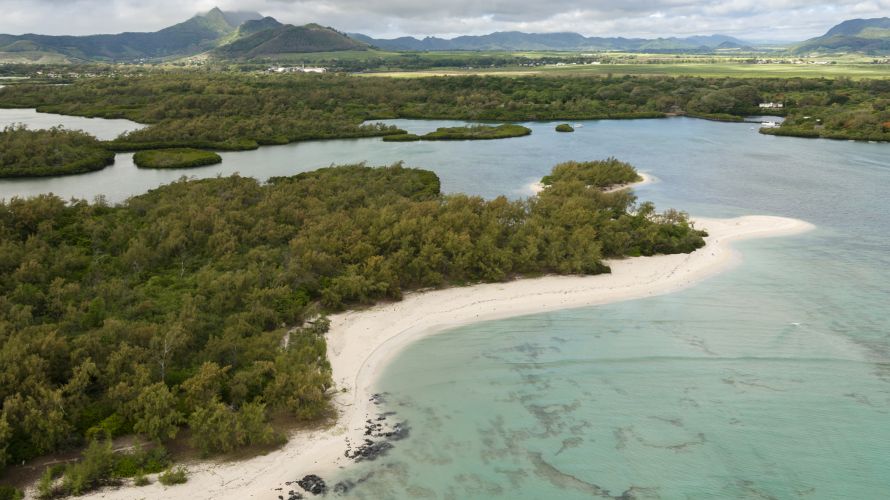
[0,0,887,41]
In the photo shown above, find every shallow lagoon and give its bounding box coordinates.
[331,120,890,498]
[1,109,889,498]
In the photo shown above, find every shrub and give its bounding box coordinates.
[158,466,188,486]
[59,438,116,496]
[133,470,150,487]
[0,486,23,500]
[112,445,170,477]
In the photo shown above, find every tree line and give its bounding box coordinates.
[0,72,887,152]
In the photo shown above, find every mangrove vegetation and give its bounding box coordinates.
[1,73,888,155]
[0,126,114,178]
[132,149,222,169]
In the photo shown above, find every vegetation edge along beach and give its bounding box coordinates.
[1,159,712,497]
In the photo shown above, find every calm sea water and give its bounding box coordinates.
[2,110,889,498]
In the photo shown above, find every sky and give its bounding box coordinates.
[0,0,888,41]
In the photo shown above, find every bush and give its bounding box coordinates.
[85,414,131,442]
[0,486,23,500]
[36,468,55,499]
[112,445,170,477]
[158,466,188,486]
[133,470,150,486]
[59,438,116,496]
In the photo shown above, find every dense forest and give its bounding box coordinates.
[0,126,114,178]
[0,160,704,494]
[0,72,888,151]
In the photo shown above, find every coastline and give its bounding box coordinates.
[71,214,813,500]
[528,171,654,195]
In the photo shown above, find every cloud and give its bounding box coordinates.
[0,0,888,41]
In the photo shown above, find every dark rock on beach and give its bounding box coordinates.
[297,474,326,495]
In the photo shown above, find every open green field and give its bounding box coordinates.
[360,61,890,79]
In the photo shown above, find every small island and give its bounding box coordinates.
[423,124,531,140]
[0,125,114,178]
[382,133,421,142]
[555,123,574,132]
[382,124,531,142]
[133,148,223,169]
[541,158,643,189]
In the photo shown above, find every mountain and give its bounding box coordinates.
[237,17,285,37]
[0,7,262,62]
[794,17,890,54]
[348,31,752,52]
[213,24,368,59]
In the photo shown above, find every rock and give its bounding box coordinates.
[297,474,326,495]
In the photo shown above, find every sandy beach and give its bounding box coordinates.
[72,214,813,500]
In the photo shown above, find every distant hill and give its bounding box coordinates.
[348,31,751,52]
[213,24,368,59]
[794,17,890,54]
[0,7,262,62]
[237,17,285,37]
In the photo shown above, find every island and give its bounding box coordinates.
[383,124,531,142]
[0,125,113,178]
[133,148,222,169]
[555,123,574,132]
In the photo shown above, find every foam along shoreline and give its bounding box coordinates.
[71,214,813,500]
[528,171,655,195]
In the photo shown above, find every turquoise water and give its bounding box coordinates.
[2,110,889,498]
[325,123,890,498]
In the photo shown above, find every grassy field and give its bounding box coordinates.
[360,61,890,79]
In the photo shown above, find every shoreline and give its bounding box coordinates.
[528,171,654,195]
[71,214,813,500]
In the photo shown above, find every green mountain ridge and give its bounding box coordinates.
[794,17,890,54]
[0,7,262,62]
[348,32,753,52]
[213,23,368,59]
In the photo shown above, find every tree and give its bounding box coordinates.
[189,400,242,455]
[238,401,277,447]
[128,383,182,441]
[150,324,186,382]
[0,414,10,468]
[181,362,229,412]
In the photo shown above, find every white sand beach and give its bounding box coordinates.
[72,214,813,500]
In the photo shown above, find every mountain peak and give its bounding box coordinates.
[202,7,263,29]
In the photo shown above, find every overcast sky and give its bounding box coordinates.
[0,0,888,41]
